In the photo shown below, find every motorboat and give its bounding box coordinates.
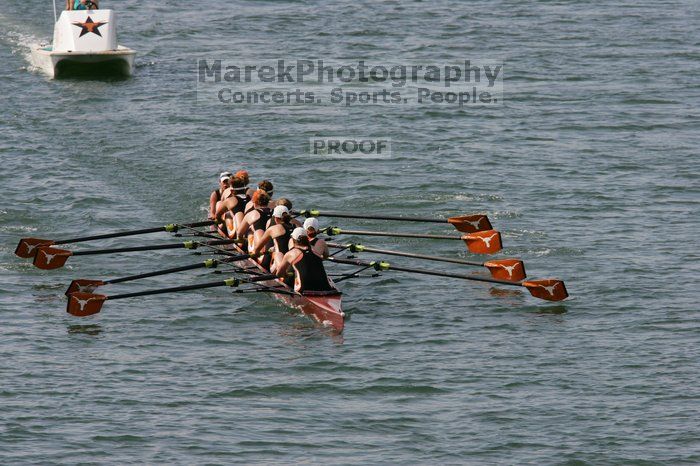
[31,5,135,78]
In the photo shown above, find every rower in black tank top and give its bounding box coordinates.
[273,222,295,255]
[252,207,272,232]
[231,193,250,215]
[293,247,334,292]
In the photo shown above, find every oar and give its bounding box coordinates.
[325,227,503,254]
[66,274,278,317]
[65,252,260,295]
[328,257,568,302]
[14,220,215,259]
[327,242,526,282]
[294,209,492,233]
[32,239,240,270]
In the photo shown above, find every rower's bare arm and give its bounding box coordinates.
[236,212,255,238]
[254,230,272,254]
[319,239,330,259]
[209,191,218,219]
[275,256,290,278]
[214,198,235,222]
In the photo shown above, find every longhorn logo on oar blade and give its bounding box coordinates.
[448,214,493,233]
[67,292,107,316]
[463,230,503,254]
[14,238,54,258]
[65,279,105,296]
[33,247,72,270]
[484,259,526,282]
[522,279,569,301]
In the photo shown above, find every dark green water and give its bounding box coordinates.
[1,0,699,464]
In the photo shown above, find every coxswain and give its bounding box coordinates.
[209,172,231,219]
[236,189,272,254]
[253,205,296,270]
[303,217,329,258]
[213,176,251,238]
[275,228,336,293]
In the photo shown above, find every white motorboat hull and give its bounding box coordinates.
[33,9,136,78]
[31,45,135,78]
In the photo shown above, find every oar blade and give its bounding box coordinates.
[65,279,105,296]
[15,238,54,258]
[463,230,502,254]
[66,292,107,316]
[33,246,72,270]
[523,279,568,301]
[448,214,492,233]
[484,259,526,282]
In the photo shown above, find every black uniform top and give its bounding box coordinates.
[292,247,334,292]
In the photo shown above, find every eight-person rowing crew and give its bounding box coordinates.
[209,171,333,293]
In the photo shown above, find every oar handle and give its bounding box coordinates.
[54,220,214,245]
[72,239,236,256]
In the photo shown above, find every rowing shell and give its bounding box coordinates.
[224,235,345,332]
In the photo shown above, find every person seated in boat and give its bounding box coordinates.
[244,180,274,213]
[209,172,231,220]
[213,176,250,238]
[275,228,336,293]
[67,0,99,10]
[253,205,296,270]
[265,198,302,228]
[236,189,272,255]
[303,217,329,259]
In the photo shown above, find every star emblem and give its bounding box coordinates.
[72,16,108,37]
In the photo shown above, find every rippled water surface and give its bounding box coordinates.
[1,0,699,464]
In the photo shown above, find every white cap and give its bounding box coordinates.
[219,171,232,182]
[303,217,319,231]
[272,205,289,218]
[291,227,307,240]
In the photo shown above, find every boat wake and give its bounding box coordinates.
[0,13,48,74]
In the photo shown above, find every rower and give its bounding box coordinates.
[209,172,231,219]
[275,228,336,293]
[236,190,272,254]
[213,176,250,238]
[235,170,251,195]
[266,198,302,228]
[253,205,296,270]
[245,180,274,213]
[303,217,329,258]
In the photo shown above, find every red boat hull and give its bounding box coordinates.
[227,241,345,332]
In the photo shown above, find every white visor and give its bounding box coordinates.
[303,217,319,231]
[273,205,289,218]
[291,227,307,240]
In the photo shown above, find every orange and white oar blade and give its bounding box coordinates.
[448,214,492,233]
[65,279,105,296]
[32,246,72,270]
[66,292,107,317]
[463,230,502,254]
[523,279,568,301]
[484,259,526,282]
[15,238,54,258]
